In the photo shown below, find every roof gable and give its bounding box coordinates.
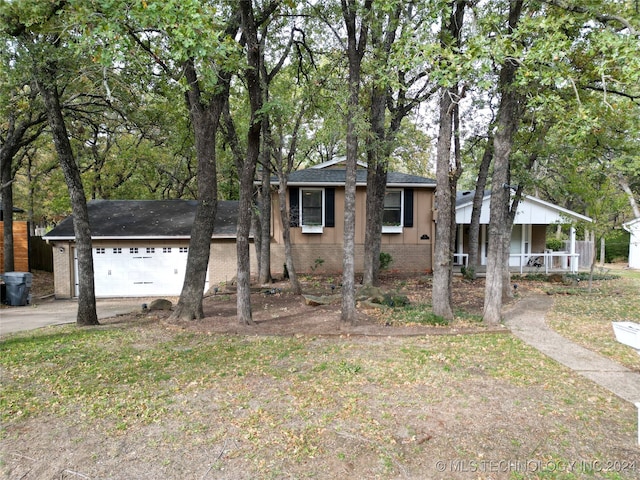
[44,200,240,240]
[624,217,640,231]
[456,191,592,224]
[309,156,368,169]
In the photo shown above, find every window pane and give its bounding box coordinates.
[302,190,323,225]
[383,191,402,225]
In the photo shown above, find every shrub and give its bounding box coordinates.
[311,257,324,272]
[379,252,393,270]
[546,238,565,251]
[461,265,475,281]
[604,229,630,262]
[380,293,410,308]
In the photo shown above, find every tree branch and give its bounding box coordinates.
[545,0,638,35]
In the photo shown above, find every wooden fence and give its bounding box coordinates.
[30,236,53,272]
[570,240,594,269]
[0,221,30,273]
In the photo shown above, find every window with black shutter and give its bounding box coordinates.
[325,188,335,227]
[404,188,414,228]
[289,187,299,227]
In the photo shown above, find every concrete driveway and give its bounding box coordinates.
[0,297,147,336]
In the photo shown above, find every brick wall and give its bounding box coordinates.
[208,240,258,286]
[270,243,433,277]
[51,242,73,298]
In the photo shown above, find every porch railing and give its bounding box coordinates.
[453,253,468,267]
[510,252,581,274]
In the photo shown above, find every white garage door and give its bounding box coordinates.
[75,246,209,297]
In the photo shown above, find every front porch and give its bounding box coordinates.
[454,192,593,275]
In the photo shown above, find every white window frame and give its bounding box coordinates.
[382,189,404,233]
[300,188,325,234]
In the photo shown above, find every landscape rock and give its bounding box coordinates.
[303,294,341,306]
[148,298,173,311]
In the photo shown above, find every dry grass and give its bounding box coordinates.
[2,267,639,479]
[546,266,640,372]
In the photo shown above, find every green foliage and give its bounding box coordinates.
[379,293,410,308]
[511,272,619,283]
[388,304,449,326]
[545,238,565,251]
[379,252,393,270]
[311,258,324,273]
[604,229,630,262]
[460,265,475,281]
[2,0,638,240]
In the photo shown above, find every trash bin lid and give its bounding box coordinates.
[2,272,33,285]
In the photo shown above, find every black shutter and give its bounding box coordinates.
[289,187,299,227]
[325,188,335,227]
[404,188,414,227]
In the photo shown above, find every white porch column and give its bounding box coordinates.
[569,226,577,272]
[457,224,464,264]
[481,225,487,266]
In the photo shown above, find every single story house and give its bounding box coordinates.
[45,162,437,298]
[44,164,596,298]
[455,190,593,272]
[623,218,640,269]
[44,200,252,298]
[268,160,437,276]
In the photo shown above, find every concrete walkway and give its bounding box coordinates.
[504,294,640,405]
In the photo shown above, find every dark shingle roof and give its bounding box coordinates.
[44,200,239,239]
[273,168,435,187]
[456,190,491,207]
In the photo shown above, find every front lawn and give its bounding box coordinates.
[2,302,639,479]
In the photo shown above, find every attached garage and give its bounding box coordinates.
[45,200,243,299]
[75,244,194,297]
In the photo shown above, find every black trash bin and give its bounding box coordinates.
[3,272,33,306]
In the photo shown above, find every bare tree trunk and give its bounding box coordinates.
[362,82,386,287]
[432,1,465,320]
[340,0,370,324]
[273,104,306,295]
[433,88,457,320]
[277,175,302,295]
[38,71,98,326]
[619,173,640,218]
[257,135,272,285]
[362,3,401,287]
[363,162,386,286]
[502,191,524,299]
[483,0,524,325]
[467,134,493,275]
[236,0,267,325]
[342,118,359,324]
[236,158,257,325]
[1,111,45,272]
[170,59,228,321]
[1,144,16,273]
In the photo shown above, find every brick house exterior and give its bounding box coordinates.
[268,162,437,276]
